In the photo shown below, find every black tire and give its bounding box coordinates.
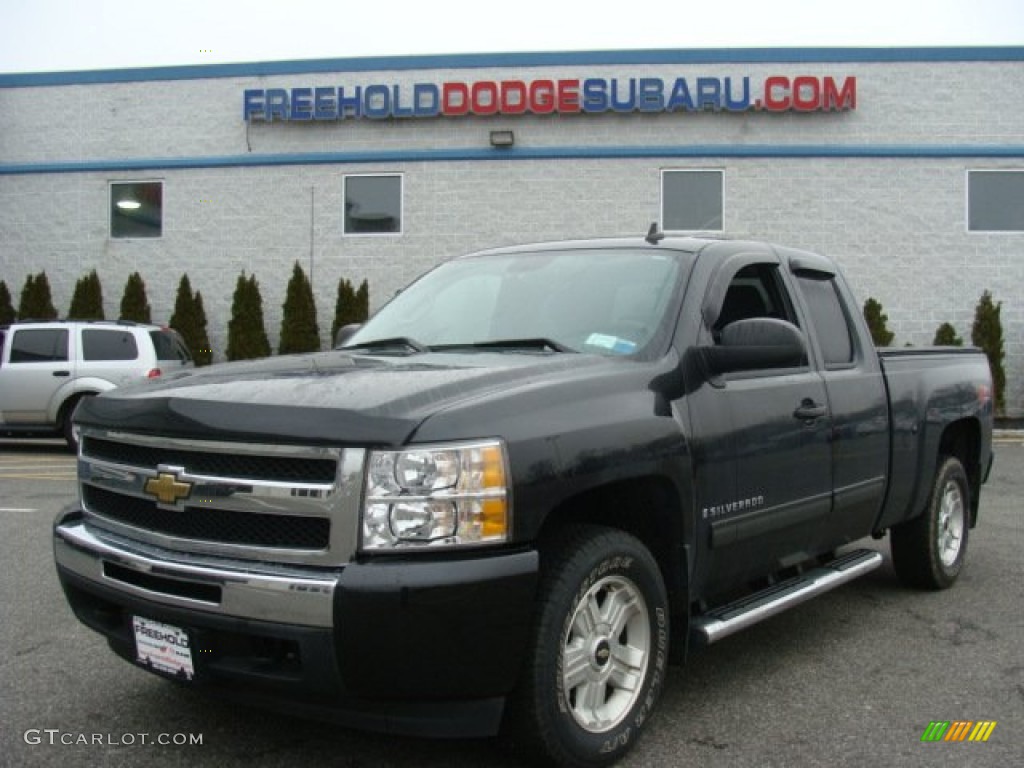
[890,456,970,590]
[61,394,92,453]
[515,525,669,767]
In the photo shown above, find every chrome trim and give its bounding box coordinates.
[691,549,883,645]
[77,428,364,567]
[55,520,337,628]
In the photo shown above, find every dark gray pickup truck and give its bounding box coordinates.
[54,232,993,767]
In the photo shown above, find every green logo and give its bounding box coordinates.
[921,721,996,742]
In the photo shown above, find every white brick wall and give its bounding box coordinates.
[2,53,1022,414]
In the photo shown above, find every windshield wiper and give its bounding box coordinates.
[432,338,575,354]
[341,336,430,354]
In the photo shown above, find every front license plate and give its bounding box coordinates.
[132,616,195,681]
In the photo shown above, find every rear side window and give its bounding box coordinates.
[9,329,69,363]
[150,330,193,362]
[797,275,855,367]
[82,329,139,361]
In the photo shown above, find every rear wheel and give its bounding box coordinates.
[890,456,970,589]
[515,525,669,767]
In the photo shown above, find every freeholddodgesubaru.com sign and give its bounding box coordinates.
[243,74,856,121]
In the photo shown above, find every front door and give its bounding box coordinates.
[687,259,833,593]
[0,327,72,424]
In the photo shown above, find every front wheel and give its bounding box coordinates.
[890,456,971,590]
[515,526,669,767]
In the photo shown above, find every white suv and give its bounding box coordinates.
[0,321,193,450]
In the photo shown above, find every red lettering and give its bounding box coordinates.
[791,76,820,111]
[557,79,581,112]
[529,80,555,114]
[500,80,527,114]
[763,76,790,111]
[823,76,857,110]
[471,81,499,115]
[442,82,469,115]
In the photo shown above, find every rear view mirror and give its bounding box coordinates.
[703,318,807,375]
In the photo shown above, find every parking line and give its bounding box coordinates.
[0,473,77,479]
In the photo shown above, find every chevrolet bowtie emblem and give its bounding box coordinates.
[144,472,192,505]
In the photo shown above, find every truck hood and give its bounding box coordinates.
[74,350,615,447]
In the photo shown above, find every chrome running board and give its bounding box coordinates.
[690,549,883,645]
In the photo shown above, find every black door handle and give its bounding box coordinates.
[52,370,70,377]
[793,399,828,421]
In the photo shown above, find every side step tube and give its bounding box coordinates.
[690,549,883,646]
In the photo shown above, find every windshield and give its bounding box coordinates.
[345,247,687,356]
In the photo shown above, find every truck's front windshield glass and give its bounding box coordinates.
[344,248,686,356]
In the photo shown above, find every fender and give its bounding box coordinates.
[48,377,117,422]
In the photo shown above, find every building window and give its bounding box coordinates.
[344,174,402,235]
[662,170,723,232]
[110,181,163,239]
[968,170,1024,232]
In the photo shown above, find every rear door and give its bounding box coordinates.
[785,254,889,548]
[78,327,143,385]
[0,326,73,425]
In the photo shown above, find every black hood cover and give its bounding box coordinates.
[74,350,606,447]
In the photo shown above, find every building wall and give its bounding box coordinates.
[1,50,1022,414]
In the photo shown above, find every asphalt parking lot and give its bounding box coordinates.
[1,436,1021,767]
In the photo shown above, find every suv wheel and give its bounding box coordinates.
[61,394,92,452]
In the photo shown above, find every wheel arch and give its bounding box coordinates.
[535,475,691,632]
[937,418,982,526]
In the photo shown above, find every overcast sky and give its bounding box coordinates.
[1,0,1022,74]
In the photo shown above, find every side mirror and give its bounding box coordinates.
[334,323,362,348]
[702,318,807,375]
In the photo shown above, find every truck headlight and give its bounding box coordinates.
[362,440,510,550]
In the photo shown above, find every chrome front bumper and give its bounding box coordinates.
[54,516,338,628]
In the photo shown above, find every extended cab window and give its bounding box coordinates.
[796,275,855,367]
[82,329,139,361]
[9,329,69,363]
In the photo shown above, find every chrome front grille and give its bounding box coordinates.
[78,429,364,566]
[81,436,338,484]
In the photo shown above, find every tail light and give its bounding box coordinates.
[146,368,162,379]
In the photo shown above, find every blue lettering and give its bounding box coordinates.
[265,88,289,121]
[290,88,313,121]
[696,78,722,111]
[338,86,362,119]
[667,78,694,112]
[314,87,337,120]
[364,84,390,118]
[609,78,636,112]
[391,85,415,117]
[413,83,440,116]
[637,78,664,112]
[724,77,751,111]
[582,78,608,112]
[243,89,265,121]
